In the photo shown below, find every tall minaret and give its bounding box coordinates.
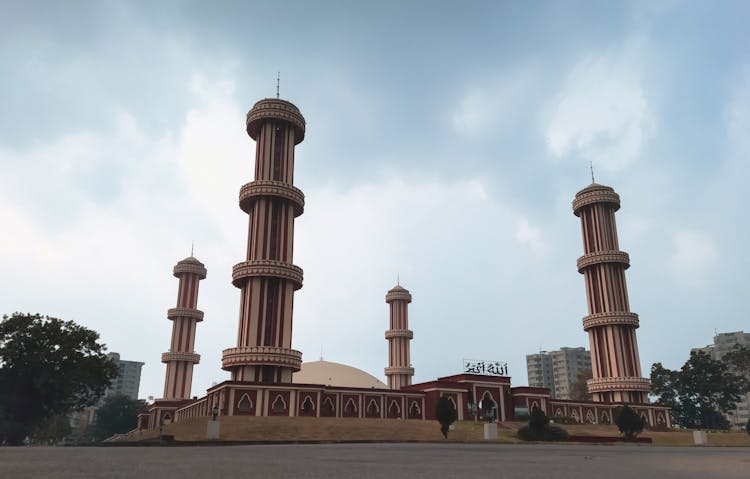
[162,256,206,400]
[385,284,414,389]
[221,98,305,384]
[573,183,649,404]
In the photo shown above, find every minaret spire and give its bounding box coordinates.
[276,72,280,99]
[590,161,595,183]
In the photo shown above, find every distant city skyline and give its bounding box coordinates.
[1,1,749,399]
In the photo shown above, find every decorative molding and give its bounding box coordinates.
[221,346,303,372]
[385,291,412,303]
[239,180,305,217]
[385,329,414,340]
[161,351,200,364]
[173,263,207,279]
[582,312,639,331]
[246,98,306,144]
[577,250,630,272]
[586,376,650,393]
[572,188,620,216]
[167,308,204,322]
[232,260,303,289]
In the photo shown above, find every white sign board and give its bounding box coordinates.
[463,359,508,376]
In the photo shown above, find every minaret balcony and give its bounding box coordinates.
[586,376,650,393]
[246,98,306,144]
[577,250,630,273]
[221,346,302,372]
[572,187,621,215]
[232,260,303,289]
[239,180,305,217]
[161,351,200,364]
[167,308,204,322]
[385,329,414,340]
[582,312,639,331]
[385,366,415,376]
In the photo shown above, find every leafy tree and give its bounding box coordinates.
[435,396,457,439]
[724,345,750,377]
[568,369,593,401]
[614,405,644,438]
[89,394,147,441]
[0,313,117,445]
[517,406,568,441]
[528,405,549,436]
[650,351,748,430]
[28,413,72,445]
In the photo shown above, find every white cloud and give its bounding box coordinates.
[669,230,718,289]
[451,66,538,137]
[545,39,655,171]
[515,218,547,257]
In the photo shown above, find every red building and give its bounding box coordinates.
[141,96,670,432]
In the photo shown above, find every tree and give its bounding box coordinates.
[0,313,117,445]
[650,351,748,430]
[435,396,457,439]
[724,345,750,377]
[568,369,593,401]
[28,413,72,445]
[89,394,148,441]
[517,406,568,441]
[528,405,548,436]
[746,418,750,436]
[614,405,644,438]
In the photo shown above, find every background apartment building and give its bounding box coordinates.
[692,331,750,429]
[526,347,591,399]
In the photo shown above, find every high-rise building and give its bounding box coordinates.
[573,182,649,403]
[106,352,144,400]
[526,347,591,399]
[692,331,750,429]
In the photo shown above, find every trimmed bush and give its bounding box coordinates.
[614,405,645,438]
[516,407,569,442]
[436,396,457,439]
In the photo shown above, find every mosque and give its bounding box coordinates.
[139,95,670,433]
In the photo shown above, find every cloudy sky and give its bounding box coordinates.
[2,0,749,399]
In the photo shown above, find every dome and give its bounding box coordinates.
[177,256,204,266]
[173,256,207,279]
[575,182,615,197]
[293,360,387,389]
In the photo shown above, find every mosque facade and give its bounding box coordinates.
[140,96,670,432]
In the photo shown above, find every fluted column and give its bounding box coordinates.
[162,256,206,400]
[385,284,414,389]
[573,183,649,403]
[222,98,305,384]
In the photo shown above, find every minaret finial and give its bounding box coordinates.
[590,161,595,184]
[276,72,280,99]
[191,241,194,257]
[397,272,400,286]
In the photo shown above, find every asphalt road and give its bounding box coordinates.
[1,443,748,479]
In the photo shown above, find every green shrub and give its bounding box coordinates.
[543,424,570,441]
[436,396,457,439]
[516,408,568,442]
[614,405,645,438]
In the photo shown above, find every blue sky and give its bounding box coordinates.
[1,0,749,399]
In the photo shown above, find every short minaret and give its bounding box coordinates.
[385,284,414,389]
[573,183,649,404]
[161,256,206,400]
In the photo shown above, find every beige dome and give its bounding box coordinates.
[293,360,387,389]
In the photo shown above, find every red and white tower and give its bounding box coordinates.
[573,183,649,403]
[221,98,306,384]
[162,256,207,400]
[385,284,414,389]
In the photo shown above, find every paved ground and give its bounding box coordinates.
[1,443,748,479]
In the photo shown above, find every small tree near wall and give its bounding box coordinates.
[436,396,457,439]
